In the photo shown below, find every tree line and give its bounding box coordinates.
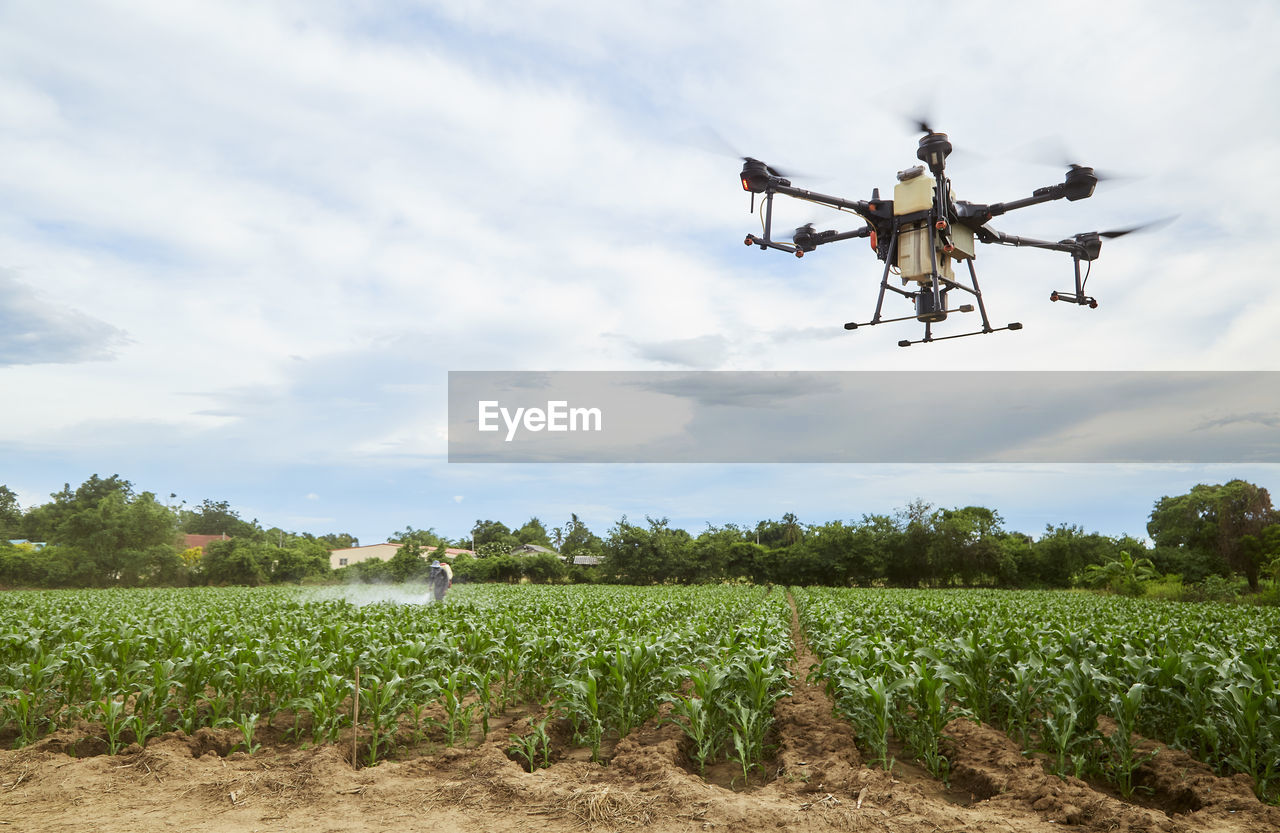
[1,475,1277,594]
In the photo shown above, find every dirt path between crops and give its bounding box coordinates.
[1,593,1277,832]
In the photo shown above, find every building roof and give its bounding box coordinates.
[328,542,475,559]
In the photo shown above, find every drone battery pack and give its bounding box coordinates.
[894,174,935,215]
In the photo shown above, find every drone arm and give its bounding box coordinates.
[988,186,1065,217]
[770,183,879,225]
[819,226,873,244]
[977,227,1081,256]
[959,166,1099,224]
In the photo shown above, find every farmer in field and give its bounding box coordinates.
[429,558,452,602]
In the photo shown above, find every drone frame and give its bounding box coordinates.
[740,131,1105,346]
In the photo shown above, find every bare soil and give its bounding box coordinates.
[2,599,1276,832]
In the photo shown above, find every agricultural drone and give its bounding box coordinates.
[739,123,1162,346]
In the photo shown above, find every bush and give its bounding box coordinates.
[1183,574,1243,604]
[521,552,567,584]
[1143,574,1186,602]
[335,558,393,584]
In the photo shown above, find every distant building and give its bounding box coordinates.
[329,542,474,571]
[571,555,601,567]
[183,533,229,551]
[6,539,47,551]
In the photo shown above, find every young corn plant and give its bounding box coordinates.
[440,667,477,747]
[2,687,51,748]
[1216,677,1280,801]
[600,641,673,738]
[508,715,553,772]
[95,696,131,755]
[842,673,907,771]
[994,656,1049,749]
[894,658,967,781]
[359,672,407,765]
[725,697,771,781]
[555,673,604,762]
[1102,682,1159,798]
[231,712,261,755]
[665,695,726,776]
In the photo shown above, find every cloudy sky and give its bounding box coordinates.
[2,0,1278,544]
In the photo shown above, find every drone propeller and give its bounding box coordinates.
[743,156,795,180]
[1077,216,1177,240]
[678,125,816,181]
[1065,162,1128,183]
[1020,135,1134,182]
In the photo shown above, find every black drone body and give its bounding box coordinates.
[739,128,1154,346]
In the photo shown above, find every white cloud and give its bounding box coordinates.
[1,0,1277,535]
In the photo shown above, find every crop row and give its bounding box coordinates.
[0,584,792,769]
[795,587,1280,801]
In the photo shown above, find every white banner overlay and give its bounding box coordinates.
[447,371,1280,463]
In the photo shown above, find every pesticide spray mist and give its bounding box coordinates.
[309,582,438,607]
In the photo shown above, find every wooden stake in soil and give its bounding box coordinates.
[353,665,360,770]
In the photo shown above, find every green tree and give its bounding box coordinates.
[180,498,260,539]
[270,540,331,583]
[754,513,804,549]
[0,486,22,540]
[515,517,552,547]
[388,541,428,583]
[389,525,443,548]
[560,514,603,559]
[602,516,694,584]
[691,524,752,582]
[201,539,274,585]
[22,474,133,543]
[1026,524,1110,587]
[801,520,885,586]
[883,500,933,587]
[1149,481,1275,591]
[931,506,1004,586]
[315,532,359,549]
[476,541,512,559]
[40,486,179,586]
[471,519,516,551]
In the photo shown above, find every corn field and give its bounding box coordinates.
[796,587,1280,801]
[1,584,1276,802]
[0,584,792,772]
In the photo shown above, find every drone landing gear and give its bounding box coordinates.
[1049,256,1099,307]
[744,233,800,256]
[1050,290,1098,308]
[896,321,1022,347]
[846,237,1021,346]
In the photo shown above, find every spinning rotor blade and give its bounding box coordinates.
[1034,136,1134,182]
[1080,216,1177,240]
[1095,216,1177,238]
[680,126,812,180]
[744,157,795,179]
[1067,162,1125,183]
